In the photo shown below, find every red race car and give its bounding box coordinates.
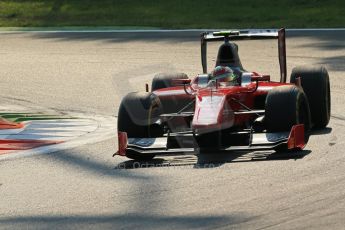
[115,29,330,160]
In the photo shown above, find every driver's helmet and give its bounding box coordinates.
[211,66,239,86]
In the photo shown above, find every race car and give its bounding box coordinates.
[115,28,331,160]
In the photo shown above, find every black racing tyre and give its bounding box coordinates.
[265,85,311,136]
[290,65,330,128]
[118,92,163,160]
[151,72,188,91]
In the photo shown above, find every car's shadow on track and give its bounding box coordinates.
[310,127,332,135]
[115,149,312,169]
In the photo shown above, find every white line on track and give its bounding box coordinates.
[0,28,344,33]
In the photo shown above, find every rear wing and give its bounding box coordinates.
[201,28,287,83]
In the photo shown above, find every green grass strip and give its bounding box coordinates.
[0,0,344,28]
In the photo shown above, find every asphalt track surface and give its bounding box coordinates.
[0,30,344,229]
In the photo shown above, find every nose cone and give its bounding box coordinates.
[192,94,234,133]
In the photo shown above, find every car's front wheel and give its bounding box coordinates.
[265,85,311,151]
[117,92,163,160]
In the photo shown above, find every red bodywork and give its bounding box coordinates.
[154,73,292,133]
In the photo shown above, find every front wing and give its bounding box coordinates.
[115,125,305,157]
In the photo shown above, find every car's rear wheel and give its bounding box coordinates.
[290,65,330,128]
[151,72,193,124]
[265,85,311,151]
[118,92,163,160]
[151,72,189,91]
